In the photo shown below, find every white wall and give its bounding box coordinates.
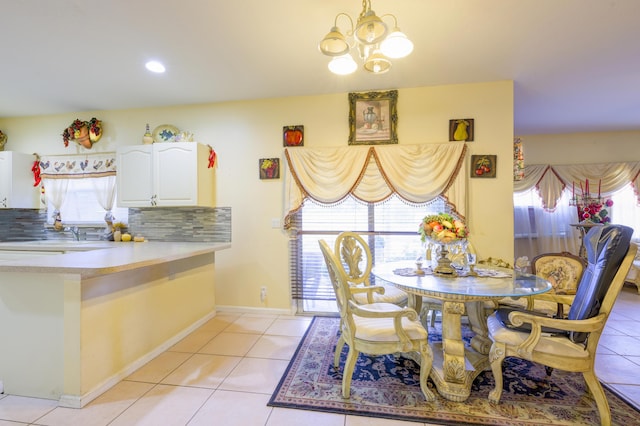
[0,80,515,310]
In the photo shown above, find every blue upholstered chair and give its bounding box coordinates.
[487,224,636,426]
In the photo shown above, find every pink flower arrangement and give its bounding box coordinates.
[580,198,613,224]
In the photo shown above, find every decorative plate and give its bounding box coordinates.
[152,124,180,143]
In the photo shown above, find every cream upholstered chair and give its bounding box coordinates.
[334,231,408,306]
[527,251,587,318]
[624,243,640,293]
[487,224,636,426]
[318,239,435,401]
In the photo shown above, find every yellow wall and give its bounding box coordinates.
[519,130,640,165]
[0,81,515,311]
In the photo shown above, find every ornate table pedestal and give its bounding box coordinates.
[372,263,551,402]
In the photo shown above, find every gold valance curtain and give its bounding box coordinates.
[514,161,640,210]
[284,142,467,226]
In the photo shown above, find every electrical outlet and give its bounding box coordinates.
[260,286,267,302]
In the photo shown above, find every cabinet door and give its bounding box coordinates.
[153,143,198,206]
[0,152,40,208]
[116,145,153,207]
[0,153,9,208]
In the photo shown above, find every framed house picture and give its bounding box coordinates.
[471,155,496,178]
[348,90,398,145]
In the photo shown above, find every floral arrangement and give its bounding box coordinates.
[418,212,467,243]
[62,117,103,147]
[579,198,613,224]
[570,179,613,224]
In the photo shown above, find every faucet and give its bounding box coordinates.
[64,226,80,241]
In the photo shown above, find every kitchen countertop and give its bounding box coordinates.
[0,240,231,277]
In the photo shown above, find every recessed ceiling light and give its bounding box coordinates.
[145,60,166,73]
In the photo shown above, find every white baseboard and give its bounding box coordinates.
[215,305,296,316]
[58,310,217,408]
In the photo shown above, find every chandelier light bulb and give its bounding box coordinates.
[328,54,358,75]
[380,28,414,58]
[364,51,391,74]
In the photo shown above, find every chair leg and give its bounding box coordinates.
[334,335,346,368]
[419,341,436,402]
[583,370,611,426]
[342,347,359,398]
[488,342,506,403]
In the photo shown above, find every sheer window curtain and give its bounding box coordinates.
[91,174,117,227]
[43,178,69,226]
[514,188,579,260]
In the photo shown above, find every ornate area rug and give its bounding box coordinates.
[268,317,639,425]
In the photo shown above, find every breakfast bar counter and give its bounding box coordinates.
[0,240,230,408]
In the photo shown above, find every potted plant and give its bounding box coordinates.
[62,117,103,148]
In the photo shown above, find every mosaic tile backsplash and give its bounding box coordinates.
[0,207,231,243]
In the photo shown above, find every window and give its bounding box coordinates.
[513,183,640,261]
[291,194,449,314]
[610,184,640,241]
[46,178,128,225]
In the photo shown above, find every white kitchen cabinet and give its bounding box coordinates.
[116,142,215,207]
[0,151,40,208]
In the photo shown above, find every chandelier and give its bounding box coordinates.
[318,0,414,75]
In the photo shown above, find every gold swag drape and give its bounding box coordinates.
[284,143,467,228]
[514,162,640,210]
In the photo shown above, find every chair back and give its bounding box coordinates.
[531,251,586,295]
[567,224,634,343]
[334,232,373,287]
[319,239,356,336]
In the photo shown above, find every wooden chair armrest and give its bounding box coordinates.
[508,311,606,357]
[350,302,420,350]
[349,285,384,304]
[509,311,605,332]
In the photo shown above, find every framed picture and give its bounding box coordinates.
[471,155,496,178]
[449,119,474,141]
[259,158,280,179]
[283,125,304,147]
[348,90,398,145]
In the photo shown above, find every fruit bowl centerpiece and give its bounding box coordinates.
[419,213,468,276]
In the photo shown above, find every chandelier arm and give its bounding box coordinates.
[379,13,399,28]
[334,12,355,37]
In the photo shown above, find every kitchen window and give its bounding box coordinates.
[45,178,128,226]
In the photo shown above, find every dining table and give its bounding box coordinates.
[371,261,552,402]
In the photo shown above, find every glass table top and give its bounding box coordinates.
[371,261,552,298]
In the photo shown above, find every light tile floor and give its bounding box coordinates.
[0,285,638,426]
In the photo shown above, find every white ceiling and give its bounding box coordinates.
[2,0,640,135]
